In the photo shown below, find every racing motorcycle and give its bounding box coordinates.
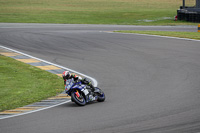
[65,78,105,106]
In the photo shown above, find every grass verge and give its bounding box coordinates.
[115,30,200,40]
[0,0,198,25]
[0,55,63,112]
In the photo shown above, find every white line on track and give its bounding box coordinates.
[0,45,98,120]
[105,31,200,42]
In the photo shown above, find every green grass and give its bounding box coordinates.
[0,55,63,112]
[115,30,200,40]
[0,0,198,25]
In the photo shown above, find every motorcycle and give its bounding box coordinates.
[65,78,105,106]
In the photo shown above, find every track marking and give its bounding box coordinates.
[105,31,200,42]
[0,110,23,114]
[36,65,61,70]
[0,45,98,120]
[0,52,21,56]
[13,107,41,111]
[16,58,41,63]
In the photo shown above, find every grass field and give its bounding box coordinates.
[0,55,63,111]
[115,30,200,40]
[0,0,198,25]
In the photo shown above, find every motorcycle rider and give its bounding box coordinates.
[62,71,96,101]
[62,71,81,86]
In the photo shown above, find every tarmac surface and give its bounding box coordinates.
[0,24,200,133]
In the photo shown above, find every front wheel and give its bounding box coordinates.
[71,90,86,106]
[95,88,105,102]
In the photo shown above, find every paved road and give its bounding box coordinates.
[0,24,200,133]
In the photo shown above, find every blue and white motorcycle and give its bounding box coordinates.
[65,78,105,106]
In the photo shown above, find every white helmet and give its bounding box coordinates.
[62,71,71,80]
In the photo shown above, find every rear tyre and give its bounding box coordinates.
[71,90,86,106]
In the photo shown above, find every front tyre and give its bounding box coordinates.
[71,90,86,106]
[96,88,105,102]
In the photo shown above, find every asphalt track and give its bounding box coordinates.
[0,23,200,133]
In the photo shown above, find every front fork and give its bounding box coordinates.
[75,90,80,98]
[74,89,89,103]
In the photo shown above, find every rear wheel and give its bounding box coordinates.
[71,90,86,106]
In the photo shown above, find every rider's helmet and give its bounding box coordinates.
[62,71,71,80]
